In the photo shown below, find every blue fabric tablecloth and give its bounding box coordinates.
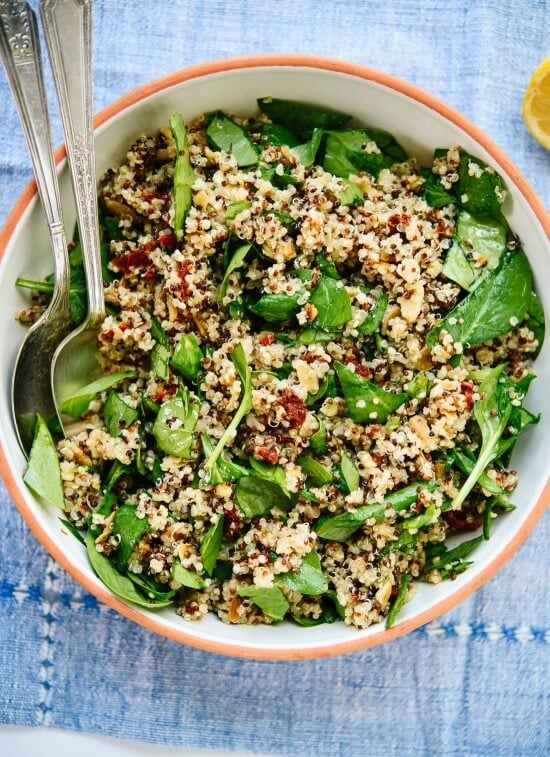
[1,1,549,754]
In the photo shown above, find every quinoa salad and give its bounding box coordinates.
[18,98,545,629]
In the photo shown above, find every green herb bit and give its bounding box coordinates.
[85,531,172,608]
[315,253,340,279]
[169,113,195,241]
[151,342,171,381]
[225,200,252,220]
[200,435,250,485]
[23,415,64,509]
[104,391,139,438]
[237,584,289,622]
[275,550,328,595]
[171,559,206,590]
[424,535,482,573]
[59,518,85,544]
[309,417,328,455]
[340,452,360,493]
[150,314,169,346]
[171,333,203,382]
[297,455,333,486]
[200,515,224,576]
[339,181,364,207]
[385,575,410,629]
[334,361,409,423]
[206,112,258,166]
[217,243,253,303]
[59,369,137,418]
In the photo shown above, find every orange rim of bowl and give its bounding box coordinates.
[1,54,549,660]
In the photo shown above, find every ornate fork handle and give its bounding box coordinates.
[40,0,105,324]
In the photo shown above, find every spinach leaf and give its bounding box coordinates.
[340,452,360,493]
[316,480,437,541]
[323,129,407,178]
[310,275,351,330]
[305,374,331,407]
[451,365,513,510]
[292,128,323,167]
[420,167,455,208]
[258,122,299,147]
[426,249,533,351]
[406,372,433,400]
[237,584,289,621]
[204,344,252,472]
[448,447,506,496]
[379,529,418,556]
[127,573,175,602]
[152,388,199,458]
[171,559,206,589]
[334,361,409,423]
[526,290,545,357]
[339,181,364,207]
[206,112,258,166]
[151,342,171,381]
[171,333,203,381]
[59,370,137,418]
[257,97,350,136]
[225,200,252,220]
[200,435,250,484]
[200,515,224,576]
[424,535,482,573]
[401,503,437,531]
[150,314,168,346]
[356,290,388,336]
[59,517,85,544]
[169,113,195,241]
[104,392,139,437]
[23,415,64,509]
[248,291,303,323]
[310,417,328,455]
[385,575,410,629]
[112,505,149,569]
[234,475,292,519]
[275,550,328,595]
[217,243,253,302]
[316,253,340,279]
[297,328,339,345]
[456,210,508,271]
[297,455,333,486]
[85,531,172,608]
[293,590,345,626]
[442,240,476,291]
[456,150,505,217]
[102,214,123,242]
[249,457,291,497]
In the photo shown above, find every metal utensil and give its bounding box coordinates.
[0,0,72,454]
[40,0,106,423]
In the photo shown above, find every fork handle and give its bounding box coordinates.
[40,0,104,324]
[0,1,69,295]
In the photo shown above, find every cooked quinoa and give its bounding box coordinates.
[18,100,543,629]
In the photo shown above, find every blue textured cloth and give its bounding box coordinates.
[1,1,549,754]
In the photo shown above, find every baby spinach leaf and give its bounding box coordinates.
[292,128,324,167]
[379,529,418,556]
[340,452,360,493]
[85,531,172,608]
[339,181,364,207]
[249,457,291,497]
[426,249,533,351]
[297,328,339,345]
[448,447,506,496]
[456,210,508,271]
[225,200,252,220]
[315,252,340,279]
[456,151,505,218]
[526,290,545,357]
[206,112,258,166]
[442,240,476,291]
[451,365,513,510]
[297,455,333,486]
[334,361,409,423]
[316,480,437,541]
[323,129,407,178]
[23,415,64,509]
[204,343,252,473]
[401,503,437,531]
[356,290,388,336]
[257,97,350,136]
[258,122,299,147]
[152,388,199,458]
[171,559,206,589]
[200,515,225,576]
[171,333,203,381]
[104,462,132,492]
[261,209,296,230]
[420,167,455,208]
[305,374,331,407]
[276,550,328,595]
[385,575,410,629]
[309,417,328,455]
[150,314,168,346]
[310,276,352,330]
[217,243,253,302]
[112,505,150,570]
[237,584,289,621]
[59,517,85,544]
[406,372,433,400]
[104,392,139,437]
[151,342,171,381]
[248,291,303,323]
[127,573,175,602]
[424,535,482,573]
[200,435,250,484]
[169,113,195,241]
[235,475,292,519]
[59,370,137,418]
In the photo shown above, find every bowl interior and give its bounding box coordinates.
[1,63,549,656]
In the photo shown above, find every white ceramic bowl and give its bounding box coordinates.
[1,55,549,659]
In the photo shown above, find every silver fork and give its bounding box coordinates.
[0,0,72,454]
[40,0,106,421]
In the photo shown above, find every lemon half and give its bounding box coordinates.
[523,57,550,150]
